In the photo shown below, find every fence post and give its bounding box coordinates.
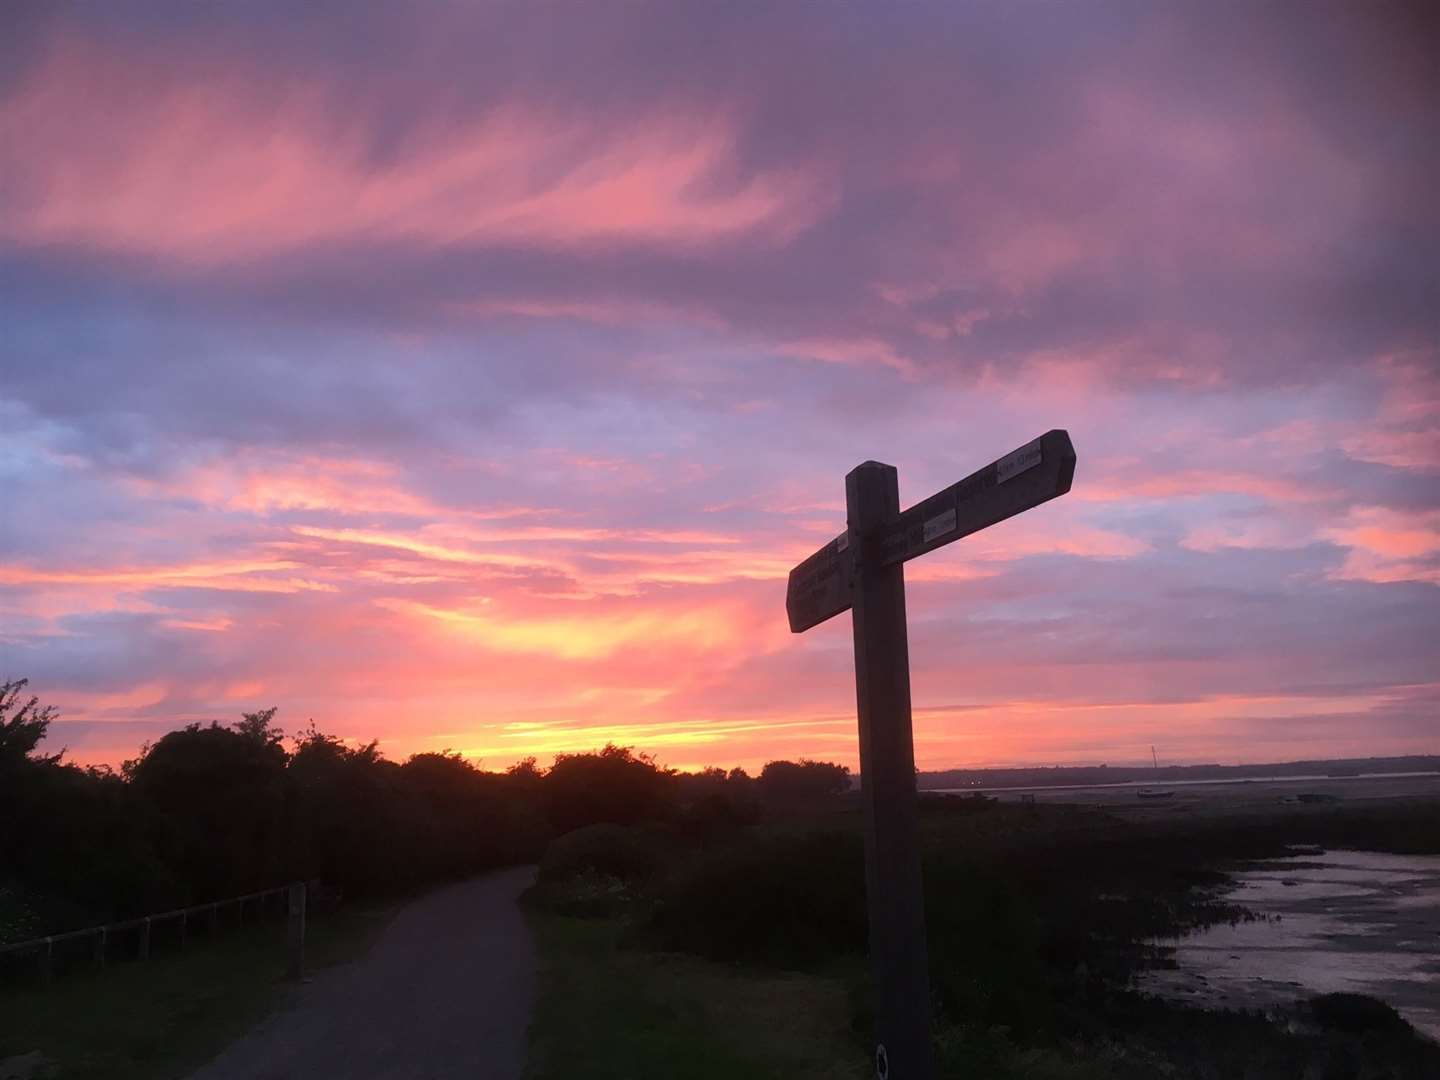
[39,938,54,986]
[286,882,306,981]
[94,927,106,970]
[138,917,151,962]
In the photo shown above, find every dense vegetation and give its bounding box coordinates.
[0,679,845,944]
[0,683,531,940]
[527,784,1440,1078]
[6,676,1438,1077]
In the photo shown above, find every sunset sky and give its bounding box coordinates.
[2,3,1436,773]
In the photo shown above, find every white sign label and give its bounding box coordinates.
[922,508,957,543]
[996,439,1043,483]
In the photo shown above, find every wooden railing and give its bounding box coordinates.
[0,881,309,985]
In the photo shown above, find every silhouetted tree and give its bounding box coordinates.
[285,722,402,893]
[235,706,284,749]
[669,766,758,842]
[0,681,173,935]
[676,766,730,801]
[757,759,851,804]
[505,756,544,802]
[0,679,61,769]
[544,744,677,834]
[127,716,289,898]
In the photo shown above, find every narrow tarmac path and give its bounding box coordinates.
[188,866,536,1080]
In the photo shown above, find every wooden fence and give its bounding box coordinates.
[0,881,308,986]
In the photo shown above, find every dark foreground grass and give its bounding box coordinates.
[0,901,399,1080]
[528,797,1440,1079]
[524,914,869,1080]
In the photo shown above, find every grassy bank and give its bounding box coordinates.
[0,900,400,1080]
[524,797,1440,1079]
[524,914,868,1080]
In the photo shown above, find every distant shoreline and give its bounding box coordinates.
[932,770,1440,797]
[915,755,1440,792]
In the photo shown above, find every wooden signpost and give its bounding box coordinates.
[787,430,1076,1080]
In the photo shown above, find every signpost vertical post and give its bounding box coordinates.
[848,461,933,1080]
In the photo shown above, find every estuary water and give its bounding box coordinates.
[1140,850,1440,1040]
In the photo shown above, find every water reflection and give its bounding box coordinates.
[1141,850,1440,1040]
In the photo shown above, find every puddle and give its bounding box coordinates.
[1139,850,1440,1041]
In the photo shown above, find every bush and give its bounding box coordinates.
[2,683,550,931]
[676,792,761,846]
[538,824,677,889]
[1309,993,1411,1035]
[126,717,288,900]
[923,860,1056,1038]
[526,824,678,917]
[650,830,866,968]
[757,759,851,805]
[545,745,678,834]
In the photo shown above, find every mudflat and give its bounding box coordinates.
[1142,849,1440,1040]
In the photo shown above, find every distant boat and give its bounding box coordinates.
[1138,746,1174,798]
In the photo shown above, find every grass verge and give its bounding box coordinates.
[0,900,400,1080]
[524,914,869,1080]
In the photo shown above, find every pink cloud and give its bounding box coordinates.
[449,296,727,330]
[1082,470,1335,505]
[1181,519,1317,554]
[124,453,441,516]
[0,558,336,594]
[919,515,1148,567]
[1325,507,1440,585]
[774,337,918,377]
[1341,352,1440,471]
[0,40,829,262]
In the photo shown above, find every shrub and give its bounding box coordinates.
[2,683,549,929]
[650,830,866,968]
[1309,993,1411,1035]
[537,823,677,889]
[757,759,851,805]
[526,824,678,917]
[545,745,678,834]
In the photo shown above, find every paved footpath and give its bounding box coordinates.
[188,866,536,1080]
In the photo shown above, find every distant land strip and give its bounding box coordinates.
[918,755,1440,792]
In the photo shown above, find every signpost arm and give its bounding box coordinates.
[847,461,933,1080]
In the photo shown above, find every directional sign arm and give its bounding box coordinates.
[878,429,1075,567]
[786,429,1076,633]
[786,531,854,633]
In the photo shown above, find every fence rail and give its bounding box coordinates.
[0,882,308,984]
